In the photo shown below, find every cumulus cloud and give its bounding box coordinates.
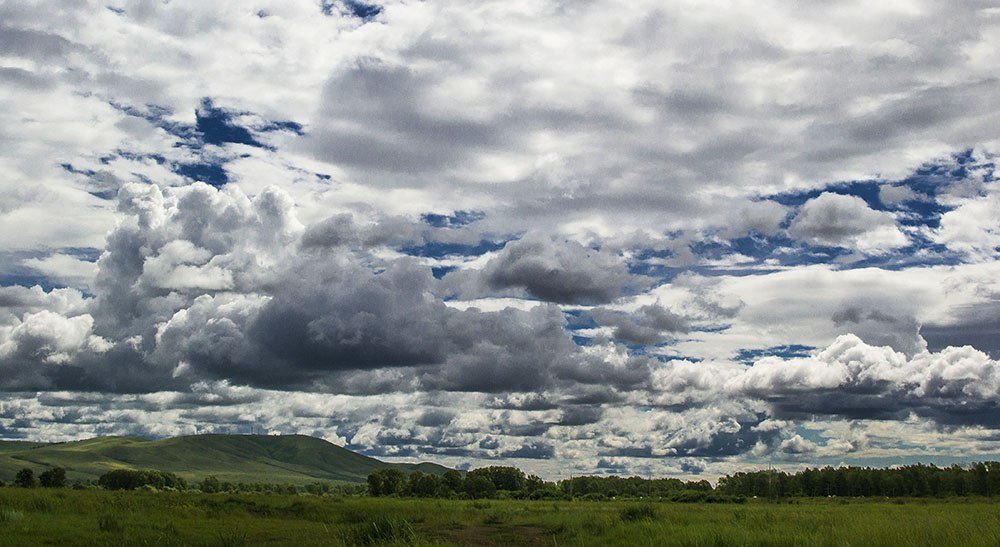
[933,189,1000,261]
[788,192,908,253]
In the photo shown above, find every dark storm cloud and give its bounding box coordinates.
[481,234,639,304]
[922,298,1000,359]
[501,440,555,459]
[830,306,924,356]
[556,405,604,426]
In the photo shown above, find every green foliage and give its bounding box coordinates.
[464,473,497,499]
[405,471,442,497]
[467,466,526,492]
[38,467,66,488]
[717,462,1000,499]
[13,468,35,488]
[97,469,186,491]
[442,469,463,492]
[367,468,405,496]
[199,475,222,493]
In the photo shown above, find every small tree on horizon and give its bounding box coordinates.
[39,467,67,488]
[14,468,36,488]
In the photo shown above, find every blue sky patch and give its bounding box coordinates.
[735,345,815,364]
[322,0,383,20]
[174,161,228,188]
[196,98,265,148]
[421,210,486,228]
[401,238,507,259]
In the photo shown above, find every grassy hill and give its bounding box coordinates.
[0,434,449,485]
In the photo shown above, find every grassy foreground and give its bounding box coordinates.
[2,489,999,546]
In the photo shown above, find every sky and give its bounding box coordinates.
[1,0,999,480]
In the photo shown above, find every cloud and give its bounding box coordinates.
[788,192,908,253]
[589,304,689,345]
[933,189,1000,261]
[479,234,638,304]
[1,0,1000,477]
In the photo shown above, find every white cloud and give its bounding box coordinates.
[788,192,908,253]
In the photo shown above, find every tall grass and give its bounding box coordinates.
[0,488,999,545]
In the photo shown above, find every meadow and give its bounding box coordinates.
[1,488,999,546]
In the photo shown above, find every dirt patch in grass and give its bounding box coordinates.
[433,524,555,546]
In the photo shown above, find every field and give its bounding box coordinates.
[2,489,1000,546]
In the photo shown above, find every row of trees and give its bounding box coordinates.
[368,466,548,498]
[718,462,1000,498]
[10,462,1000,499]
[8,467,67,488]
[367,466,716,500]
[2,467,364,495]
[369,462,1000,500]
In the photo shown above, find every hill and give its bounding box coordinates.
[0,434,449,485]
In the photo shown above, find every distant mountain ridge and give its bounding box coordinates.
[0,434,449,485]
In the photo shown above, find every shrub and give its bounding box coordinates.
[199,475,222,493]
[98,469,186,491]
[14,468,36,488]
[39,467,67,488]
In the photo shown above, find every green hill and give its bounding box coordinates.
[0,434,449,485]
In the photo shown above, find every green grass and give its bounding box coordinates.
[0,434,448,485]
[0,489,999,546]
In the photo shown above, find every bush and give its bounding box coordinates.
[39,467,67,488]
[620,504,657,522]
[14,468,35,488]
[199,475,222,493]
[98,469,186,491]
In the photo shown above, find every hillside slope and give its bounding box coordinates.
[0,434,449,485]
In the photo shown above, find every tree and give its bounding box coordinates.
[407,472,441,497]
[14,468,36,488]
[524,474,544,493]
[466,466,525,492]
[98,469,186,491]
[464,473,496,499]
[442,469,463,493]
[366,468,405,496]
[39,467,67,488]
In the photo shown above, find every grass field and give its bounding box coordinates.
[1,489,999,546]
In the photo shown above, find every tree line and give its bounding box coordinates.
[6,462,1000,500]
[717,462,1000,498]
